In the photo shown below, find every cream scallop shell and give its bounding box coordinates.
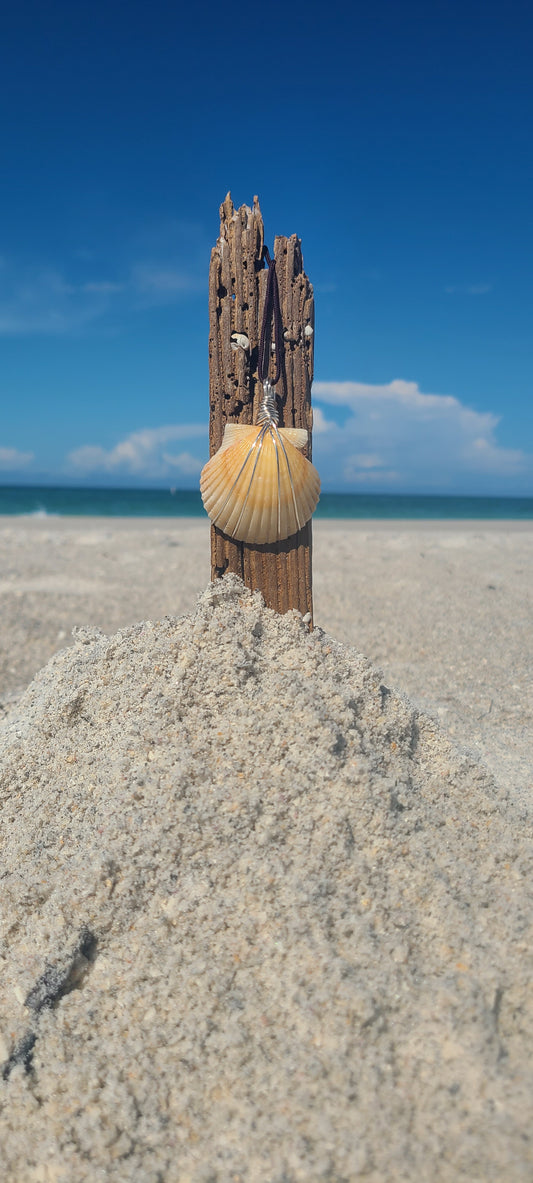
[200,423,320,544]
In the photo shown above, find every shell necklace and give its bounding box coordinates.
[200,249,320,545]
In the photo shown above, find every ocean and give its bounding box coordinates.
[1,486,532,519]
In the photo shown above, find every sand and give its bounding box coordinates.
[0,519,532,1180]
[0,516,531,795]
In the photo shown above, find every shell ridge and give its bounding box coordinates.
[273,425,302,533]
[219,424,258,454]
[209,432,260,528]
[230,424,269,539]
[273,427,282,538]
[279,427,308,450]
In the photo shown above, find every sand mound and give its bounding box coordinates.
[1,575,532,1182]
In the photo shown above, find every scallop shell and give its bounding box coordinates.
[200,423,320,544]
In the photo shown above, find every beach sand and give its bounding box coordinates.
[0,520,532,1180]
[0,516,531,795]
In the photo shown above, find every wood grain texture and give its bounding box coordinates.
[208,193,315,619]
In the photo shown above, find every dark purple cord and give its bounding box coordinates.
[258,246,284,386]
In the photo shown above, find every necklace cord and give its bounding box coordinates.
[258,246,284,387]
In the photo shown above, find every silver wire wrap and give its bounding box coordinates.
[257,379,279,426]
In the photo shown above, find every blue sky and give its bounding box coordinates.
[1,0,531,494]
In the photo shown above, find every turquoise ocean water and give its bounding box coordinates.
[1,486,532,519]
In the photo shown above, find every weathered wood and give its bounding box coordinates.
[208,193,315,619]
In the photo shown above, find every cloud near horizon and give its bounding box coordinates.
[66,382,531,492]
[6,382,530,494]
[0,445,34,470]
[67,425,206,479]
[312,379,530,491]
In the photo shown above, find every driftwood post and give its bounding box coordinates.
[208,193,315,619]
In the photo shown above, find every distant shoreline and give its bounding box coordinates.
[1,486,532,520]
[1,515,532,532]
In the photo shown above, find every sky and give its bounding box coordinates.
[1,0,532,495]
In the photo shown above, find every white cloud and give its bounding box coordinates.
[0,446,34,470]
[465,436,525,475]
[161,451,203,475]
[312,406,334,434]
[67,425,206,480]
[312,379,531,491]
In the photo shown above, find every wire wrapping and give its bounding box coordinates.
[257,379,279,426]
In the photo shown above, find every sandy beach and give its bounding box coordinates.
[1,517,532,1181]
[0,516,531,796]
